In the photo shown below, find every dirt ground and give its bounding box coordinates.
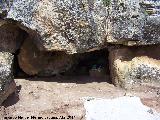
[0,76,160,120]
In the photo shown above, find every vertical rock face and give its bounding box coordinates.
[18,37,78,76]
[5,0,107,54]
[109,45,160,89]
[0,21,24,53]
[0,52,16,105]
[108,0,160,46]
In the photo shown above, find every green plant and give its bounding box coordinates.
[103,0,111,7]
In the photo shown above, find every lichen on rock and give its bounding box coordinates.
[109,45,160,89]
[0,52,16,105]
[108,0,160,46]
[5,0,107,54]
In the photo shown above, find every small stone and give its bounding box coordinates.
[89,67,105,78]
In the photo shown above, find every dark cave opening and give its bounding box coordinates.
[11,21,111,82]
[12,25,111,82]
[13,49,29,79]
[62,48,111,83]
[14,46,111,83]
[13,28,29,79]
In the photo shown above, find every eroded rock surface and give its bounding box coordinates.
[109,45,160,89]
[0,0,160,90]
[0,52,16,105]
[4,0,107,54]
[108,0,160,46]
[1,0,160,50]
[18,37,78,76]
[0,21,24,53]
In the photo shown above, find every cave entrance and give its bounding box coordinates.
[63,48,111,83]
[14,44,111,83]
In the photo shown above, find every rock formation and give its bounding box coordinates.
[5,0,107,54]
[0,52,16,105]
[109,45,160,89]
[18,37,77,76]
[1,0,160,48]
[108,0,160,46]
[0,0,160,103]
[0,19,24,105]
[0,21,24,53]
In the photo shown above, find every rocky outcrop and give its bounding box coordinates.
[0,52,16,105]
[3,0,107,54]
[0,12,23,104]
[18,37,78,76]
[1,0,160,50]
[108,0,160,46]
[109,45,160,89]
[1,0,160,51]
[0,0,160,91]
[0,21,24,53]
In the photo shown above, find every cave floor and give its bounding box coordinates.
[0,76,160,120]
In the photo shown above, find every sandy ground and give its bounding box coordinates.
[0,76,159,120]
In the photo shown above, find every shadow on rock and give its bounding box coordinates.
[2,85,21,107]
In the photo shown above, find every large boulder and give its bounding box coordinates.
[3,0,107,54]
[109,45,160,89]
[108,0,160,46]
[1,0,160,51]
[18,37,78,76]
[0,52,16,105]
[0,21,24,53]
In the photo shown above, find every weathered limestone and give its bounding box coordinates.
[109,45,160,89]
[4,0,107,54]
[0,52,16,105]
[0,21,24,53]
[18,37,78,76]
[108,0,160,46]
